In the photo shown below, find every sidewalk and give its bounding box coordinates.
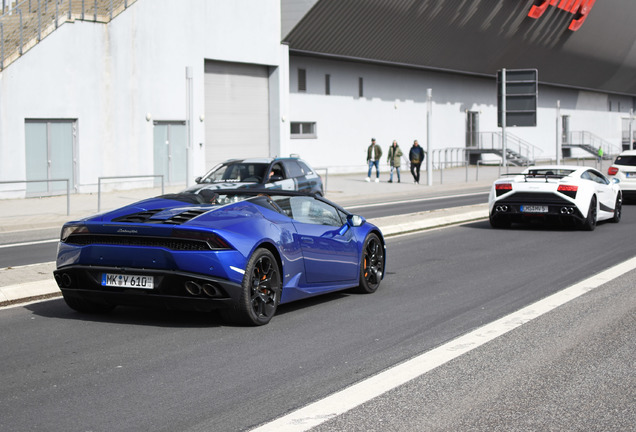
[0,166,501,305]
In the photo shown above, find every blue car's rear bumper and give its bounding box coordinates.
[54,265,242,312]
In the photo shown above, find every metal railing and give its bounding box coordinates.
[1,0,136,70]
[469,131,542,164]
[0,178,70,214]
[97,174,164,211]
[565,130,621,157]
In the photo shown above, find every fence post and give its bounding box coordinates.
[19,8,23,54]
[0,22,3,70]
[66,179,70,215]
[98,177,102,212]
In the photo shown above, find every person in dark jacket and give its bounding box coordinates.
[409,139,426,184]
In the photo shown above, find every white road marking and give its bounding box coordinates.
[250,256,636,432]
[0,239,58,249]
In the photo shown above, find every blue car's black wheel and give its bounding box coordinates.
[355,233,383,294]
[230,248,281,326]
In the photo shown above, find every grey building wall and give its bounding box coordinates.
[0,0,285,197]
[288,55,630,173]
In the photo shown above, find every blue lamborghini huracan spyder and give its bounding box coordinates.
[54,189,386,325]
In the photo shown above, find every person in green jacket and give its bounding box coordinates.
[366,138,383,182]
[387,140,403,183]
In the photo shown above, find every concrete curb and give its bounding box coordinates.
[0,204,488,307]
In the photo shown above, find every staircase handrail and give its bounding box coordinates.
[566,130,621,157]
[1,0,136,71]
[471,131,542,164]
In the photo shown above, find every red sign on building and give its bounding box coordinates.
[528,0,597,31]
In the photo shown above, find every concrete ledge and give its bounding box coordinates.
[0,280,60,304]
[370,204,488,236]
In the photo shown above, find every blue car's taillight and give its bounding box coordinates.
[171,228,231,250]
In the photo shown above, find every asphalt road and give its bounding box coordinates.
[1,206,634,431]
[0,192,489,268]
[346,190,488,219]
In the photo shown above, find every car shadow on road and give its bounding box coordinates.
[465,219,611,231]
[24,291,356,328]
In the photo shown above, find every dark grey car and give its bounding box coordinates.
[185,157,324,196]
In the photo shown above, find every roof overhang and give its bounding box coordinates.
[284,0,636,96]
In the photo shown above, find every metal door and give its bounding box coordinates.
[153,121,186,185]
[25,119,76,195]
[466,111,479,147]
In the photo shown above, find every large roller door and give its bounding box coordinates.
[204,61,270,168]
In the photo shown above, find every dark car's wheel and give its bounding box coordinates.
[226,248,281,326]
[62,293,115,314]
[582,196,597,231]
[611,193,622,223]
[354,233,384,294]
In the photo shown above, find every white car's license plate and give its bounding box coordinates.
[101,273,154,289]
[521,205,548,213]
[627,172,636,178]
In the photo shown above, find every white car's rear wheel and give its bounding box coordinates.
[611,194,622,223]
[582,196,597,231]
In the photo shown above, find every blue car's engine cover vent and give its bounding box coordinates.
[163,209,209,225]
[113,209,208,225]
[113,209,163,223]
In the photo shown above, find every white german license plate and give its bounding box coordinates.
[101,273,154,289]
[627,172,636,178]
[521,205,548,213]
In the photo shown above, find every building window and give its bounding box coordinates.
[298,68,307,92]
[290,122,317,139]
[325,74,331,95]
[358,77,364,97]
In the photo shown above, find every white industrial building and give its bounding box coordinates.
[1,0,635,198]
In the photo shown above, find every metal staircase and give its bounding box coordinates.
[467,132,542,166]
[562,131,618,160]
[1,0,137,71]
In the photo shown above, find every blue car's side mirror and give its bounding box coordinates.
[347,214,366,227]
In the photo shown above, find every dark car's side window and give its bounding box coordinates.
[285,160,305,178]
[269,164,286,181]
[297,160,314,175]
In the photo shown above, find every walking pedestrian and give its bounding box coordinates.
[409,139,426,184]
[387,140,403,183]
[366,138,382,182]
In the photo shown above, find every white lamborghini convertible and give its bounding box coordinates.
[488,165,622,230]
